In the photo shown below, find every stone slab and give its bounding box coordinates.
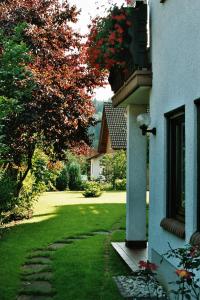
[22,264,51,273]
[21,280,52,294]
[47,243,67,250]
[29,251,52,258]
[17,295,53,300]
[92,231,110,235]
[27,257,52,264]
[54,239,73,244]
[23,272,53,281]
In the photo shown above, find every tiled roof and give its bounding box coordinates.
[103,102,127,150]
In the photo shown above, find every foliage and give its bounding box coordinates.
[100,182,113,191]
[162,244,200,299]
[86,4,133,72]
[0,0,105,211]
[65,150,89,176]
[100,150,126,188]
[83,181,102,197]
[115,178,126,191]
[0,0,104,160]
[56,167,69,191]
[0,24,34,163]
[68,162,82,191]
[0,170,17,221]
[32,149,62,191]
[136,260,167,299]
[0,23,34,101]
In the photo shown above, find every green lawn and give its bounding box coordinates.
[0,191,130,300]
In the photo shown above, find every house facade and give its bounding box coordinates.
[148,0,200,284]
[111,0,200,288]
[89,102,127,180]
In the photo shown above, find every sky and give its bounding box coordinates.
[67,0,125,101]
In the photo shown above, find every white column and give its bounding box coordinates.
[126,104,147,248]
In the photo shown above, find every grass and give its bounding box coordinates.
[0,191,130,300]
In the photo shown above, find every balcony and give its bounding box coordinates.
[108,2,150,94]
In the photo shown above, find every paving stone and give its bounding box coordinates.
[92,231,110,235]
[17,294,53,300]
[79,235,93,238]
[47,243,68,250]
[23,272,53,281]
[29,251,52,258]
[66,235,91,240]
[22,264,51,273]
[54,239,73,244]
[21,280,53,294]
[33,248,47,251]
[26,257,52,264]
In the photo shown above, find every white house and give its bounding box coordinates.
[89,102,127,180]
[110,0,200,289]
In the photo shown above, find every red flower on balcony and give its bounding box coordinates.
[86,4,134,72]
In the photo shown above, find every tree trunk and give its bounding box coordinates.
[15,145,35,198]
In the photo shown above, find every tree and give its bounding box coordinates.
[100,150,126,188]
[0,0,105,198]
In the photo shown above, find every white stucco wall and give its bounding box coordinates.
[148,0,200,282]
[90,155,104,179]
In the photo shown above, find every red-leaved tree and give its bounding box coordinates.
[0,0,105,196]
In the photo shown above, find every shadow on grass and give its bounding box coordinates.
[0,203,126,300]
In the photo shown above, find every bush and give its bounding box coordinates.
[115,178,126,190]
[0,170,45,225]
[2,206,33,223]
[100,182,113,191]
[32,149,62,191]
[68,162,82,191]
[55,167,69,191]
[83,181,102,198]
[0,171,17,214]
[100,150,126,188]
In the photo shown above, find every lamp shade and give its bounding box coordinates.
[136,113,151,127]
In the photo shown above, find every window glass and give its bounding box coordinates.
[166,108,185,222]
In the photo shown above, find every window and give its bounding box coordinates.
[166,107,185,223]
[197,103,200,230]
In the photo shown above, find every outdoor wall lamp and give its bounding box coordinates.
[137,113,156,136]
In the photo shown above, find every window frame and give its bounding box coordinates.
[195,100,200,231]
[165,106,185,223]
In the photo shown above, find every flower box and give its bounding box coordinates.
[87,2,150,93]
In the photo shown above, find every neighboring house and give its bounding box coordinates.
[89,102,127,180]
[89,150,104,180]
[110,0,200,288]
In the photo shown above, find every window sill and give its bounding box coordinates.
[190,232,200,246]
[160,218,185,239]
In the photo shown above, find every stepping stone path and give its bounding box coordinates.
[17,230,111,300]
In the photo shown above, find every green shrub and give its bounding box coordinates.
[83,181,102,198]
[100,182,113,191]
[2,206,33,223]
[56,167,69,191]
[115,179,126,191]
[0,171,17,215]
[32,149,60,191]
[68,162,82,191]
[14,173,46,222]
[100,150,126,188]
